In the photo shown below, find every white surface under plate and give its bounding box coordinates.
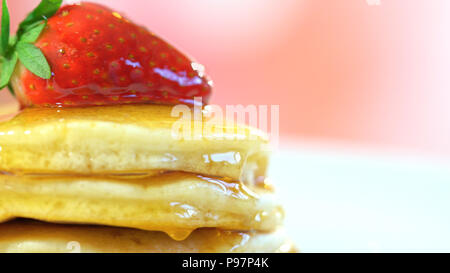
[270,141,450,253]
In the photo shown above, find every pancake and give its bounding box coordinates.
[0,172,283,240]
[0,105,269,184]
[0,220,295,253]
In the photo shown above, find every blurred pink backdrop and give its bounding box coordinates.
[2,0,450,156]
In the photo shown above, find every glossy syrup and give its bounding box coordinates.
[0,104,268,184]
[0,171,273,241]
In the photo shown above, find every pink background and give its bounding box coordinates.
[2,0,450,156]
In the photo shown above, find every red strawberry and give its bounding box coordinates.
[6,2,212,107]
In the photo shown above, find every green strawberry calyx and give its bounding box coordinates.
[0,0,63,94]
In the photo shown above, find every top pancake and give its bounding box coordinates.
[0,105,269,183]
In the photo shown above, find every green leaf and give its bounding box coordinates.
[18,0,62,35]
[0,52,18,89]
[1,0,10,55]
[16,42,51,79]
[20,21,46,43]
[8,35,16,47]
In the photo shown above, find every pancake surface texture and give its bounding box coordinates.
[0,105,269,184]
[0,172,283,240]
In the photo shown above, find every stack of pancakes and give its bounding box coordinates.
[0,104,295,253]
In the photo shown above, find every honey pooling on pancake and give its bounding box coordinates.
[0,105,269,184]
[164,228,196,241]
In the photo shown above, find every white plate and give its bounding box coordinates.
[270,141,450,252]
